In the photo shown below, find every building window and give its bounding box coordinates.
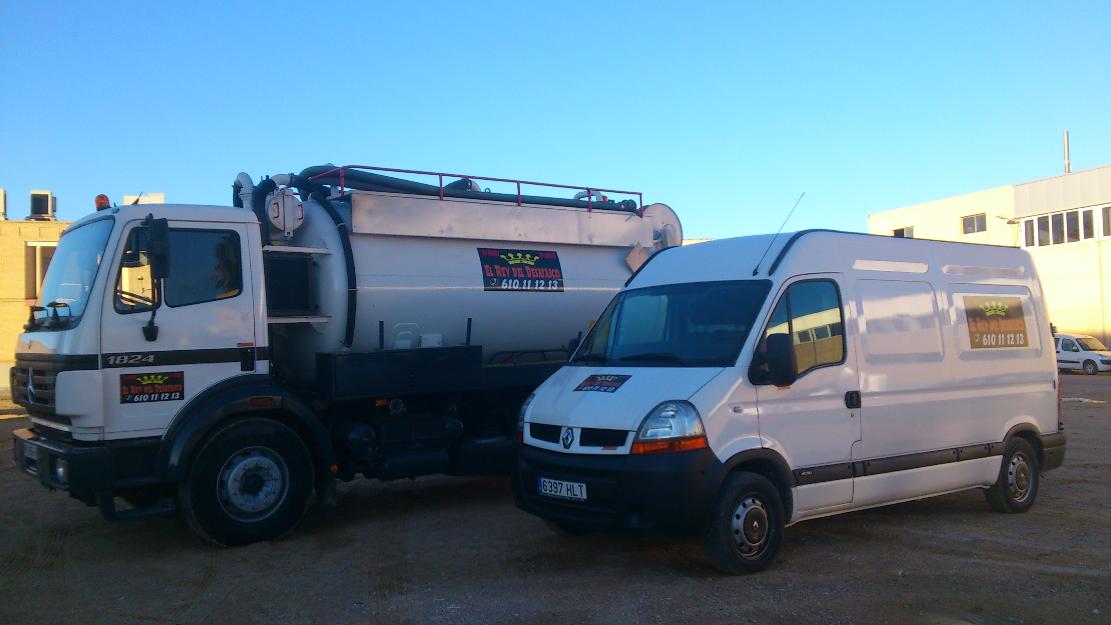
[1083,210,1094,239]
[1066,210,1080,243]
[1104,206,1111,237]
[1037,216,1050,246]
[24,242,58,301]
[893,227,914,238]
[1024,220,1035,247]
[1051,213,1064,244]
[961,213,986,234]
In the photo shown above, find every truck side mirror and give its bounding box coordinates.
[764,333,798,387]
[145,214,171,280]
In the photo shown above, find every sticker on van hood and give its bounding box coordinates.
[477,248,564,292]
[963,295,1029,349]
[574,374,631,393]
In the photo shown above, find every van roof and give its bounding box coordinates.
[631,229,1034,288]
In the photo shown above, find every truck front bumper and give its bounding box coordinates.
[12,427,170,519]
[515,443,726,532]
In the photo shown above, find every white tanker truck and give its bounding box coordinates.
[10,165,682,545]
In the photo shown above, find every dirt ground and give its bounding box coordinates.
[1,377,1108,625]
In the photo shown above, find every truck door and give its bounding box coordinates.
[754,275,861,512]
[99,220,257,437]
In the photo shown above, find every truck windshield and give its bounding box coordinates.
[1078,337,1108,351]
[570,280,772,367]
[31,218,114,330]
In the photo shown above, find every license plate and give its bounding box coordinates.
[538,477,587,501]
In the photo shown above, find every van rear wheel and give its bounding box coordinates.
[984,437,1039,513]
[704,472,784,574]
[179,418,313,546]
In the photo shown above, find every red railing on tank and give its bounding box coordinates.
[306,164,645,216]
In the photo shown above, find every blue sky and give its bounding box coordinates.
[2,1,1108,238]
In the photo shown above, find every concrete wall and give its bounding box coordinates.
[0,220,70,361]
[1029,239,1111,341]
[867,185,1016,245]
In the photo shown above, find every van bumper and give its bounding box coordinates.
[515,444,726,532]
[1040,432,1066,472]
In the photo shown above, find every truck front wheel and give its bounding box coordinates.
[179,418,313,546]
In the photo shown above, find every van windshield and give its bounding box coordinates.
[1078,337,1108,351]
[570,280,772,367]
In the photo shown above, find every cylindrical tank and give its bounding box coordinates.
[265,186,682,386]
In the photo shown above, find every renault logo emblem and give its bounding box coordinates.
[561,426,574,449]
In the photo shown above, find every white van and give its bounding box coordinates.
[515,230,1066,574]
[1053,333,1111,375]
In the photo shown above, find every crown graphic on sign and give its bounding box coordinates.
[980,301,1008,317]
[137,374,170,385]
[500,252,539,266]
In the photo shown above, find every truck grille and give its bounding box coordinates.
[11,367,56,410]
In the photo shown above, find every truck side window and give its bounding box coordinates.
[761,280,845,378]
[114,227,157,314]
[164,230,243,307]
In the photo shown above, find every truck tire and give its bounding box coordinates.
[984,437,1039,514]
[178,418,313,546]
[704,471,784,574]
[1083,360,1098,375]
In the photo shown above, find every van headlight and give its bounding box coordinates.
[517,393,535,433]
[631,401,709,454]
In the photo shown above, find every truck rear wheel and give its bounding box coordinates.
[984,437,1039,513]
[179,418,313,546]
[704,471,784,574]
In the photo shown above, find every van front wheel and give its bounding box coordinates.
[704,472,784,574]
[1083,360,1099,375]
[984,437,1039,513]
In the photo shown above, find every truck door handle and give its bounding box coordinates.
[844,391,861,409]
[240,347,256,372]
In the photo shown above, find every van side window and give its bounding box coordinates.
[164,230,243,307]
[1064,340,1080,352]
[761,280,845,378]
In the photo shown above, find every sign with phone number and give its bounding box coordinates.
[477,248,564,292]
[119,371,185,404]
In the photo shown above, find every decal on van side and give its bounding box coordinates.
[477,248,564,292]
[120,371,185,404]
[574,374,631,392]
[962,295,1028,349]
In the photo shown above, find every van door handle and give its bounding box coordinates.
[844,391,861,409]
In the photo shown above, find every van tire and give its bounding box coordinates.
[1083,360,1099,375]
[704,472,784,574]
[178,418,313,547]
[984,437,1039,514]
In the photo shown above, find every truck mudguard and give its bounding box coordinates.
[156,374,337,503]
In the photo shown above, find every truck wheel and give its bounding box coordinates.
[984,437,1039,513]
[704,472,784,574]
[1083,360,1098,375]
[179,418,313,546]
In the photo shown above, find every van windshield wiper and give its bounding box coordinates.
[572,353,610,365]
[618,352,685,364]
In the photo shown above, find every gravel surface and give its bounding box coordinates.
[1,377,1109,625]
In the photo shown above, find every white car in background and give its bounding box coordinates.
[1054,333,1111,375]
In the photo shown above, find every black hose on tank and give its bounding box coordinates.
[251,177,277,243]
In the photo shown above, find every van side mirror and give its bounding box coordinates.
[764,333,798,387]
[144,214,171,280]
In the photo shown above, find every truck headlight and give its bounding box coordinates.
[53,458,68,485]
[631,401,708,454]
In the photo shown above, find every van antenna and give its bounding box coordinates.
[751,192,805,276]
[130,192,143,205]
